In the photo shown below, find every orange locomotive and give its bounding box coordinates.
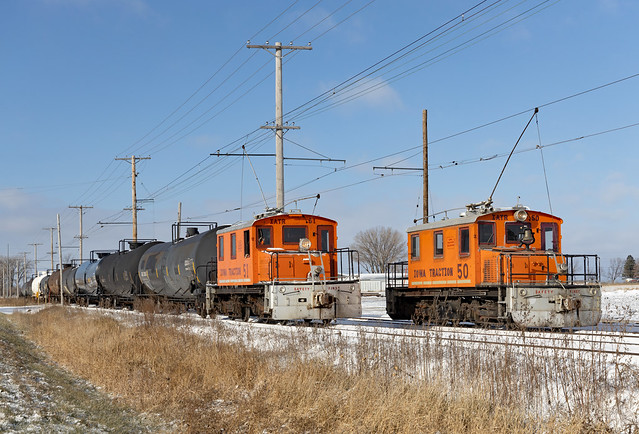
[386,201,602,328]
[205,210,361,322]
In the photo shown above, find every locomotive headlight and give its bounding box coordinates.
[514,209,528,222]
[299,238,312,252]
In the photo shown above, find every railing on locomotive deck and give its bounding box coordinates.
[386,261,409,289]
[503,252,600,285]
[269,248,360,283]
[196,260,217,284]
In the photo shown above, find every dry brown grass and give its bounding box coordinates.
[8,307,626,433]
[0,296,36,306]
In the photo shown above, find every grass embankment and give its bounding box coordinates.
[0,313,169,432]
[9,307,623,433]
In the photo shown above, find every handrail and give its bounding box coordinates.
[268,248,360,283]
[502,252,599,285]
[387,261,409,289]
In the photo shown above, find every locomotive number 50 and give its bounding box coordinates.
[457,263,469,279]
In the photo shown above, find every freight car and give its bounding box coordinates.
[386,200,602,328]
[74,251,114,305]
[97,240,162,307]
[31,271,48,299]
[138,224,224,308]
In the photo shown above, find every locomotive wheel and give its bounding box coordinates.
[197,303,207,319]
[242,307,251,322]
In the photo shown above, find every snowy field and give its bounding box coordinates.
[601,284,639,322]
[2,286,639,431]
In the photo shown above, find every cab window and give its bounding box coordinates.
[459,227,470,256]
[434,231,444,257]
[218,236,224,261]
[243,230,250,257]
[283,226,307,244]
[541,223,558,251]
[410,234,420,260]
[505,222,531,244]
[318,228,331,252]
[230,233,237,259]
[256,226,272,247]
[478,222,495,246]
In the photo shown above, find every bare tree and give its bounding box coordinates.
[0,256,32,297]
[351,226,406,273]
[606,257,624,283]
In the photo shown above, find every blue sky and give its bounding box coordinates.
[1,0,638,272]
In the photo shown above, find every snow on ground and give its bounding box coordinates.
[601,284,639,322]
[359,285,639,323]
[2,286,638,430]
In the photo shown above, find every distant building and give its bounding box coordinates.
[360,273,385,296]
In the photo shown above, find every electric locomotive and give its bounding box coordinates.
[205,210,361,322]
[44,211,361,323]
[386,200,602,328]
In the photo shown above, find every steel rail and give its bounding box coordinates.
[332,324,639,358]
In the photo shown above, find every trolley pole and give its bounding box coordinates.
[247,41,311,211]
[69,205,92,261]
[422,109,429,222]
[116,156,150,243]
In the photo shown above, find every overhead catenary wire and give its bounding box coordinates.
[290,0,557,121]
[32,0,545,240]
[86,0,504,213]
[284,0,499,122]
[120,0,303,159]
[39,1,637,249]
[50,0,319,242]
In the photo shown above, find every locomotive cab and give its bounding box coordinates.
[210,211,361,321]
[387,202,602,328]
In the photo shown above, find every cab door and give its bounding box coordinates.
[317,225,336,277]
[540,222,558,251]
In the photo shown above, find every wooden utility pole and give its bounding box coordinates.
[29,243,42,275]
[422,109,429,222]
[57,214,63,305]
[5,244,8,298]
[69,205,92,261]
[372,109,431,223]
[43,227,56,271]
[22,252,26,296]
[115,156,150,243]
[247,41,311,211]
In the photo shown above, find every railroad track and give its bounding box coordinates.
[62,304,639,359]
[332,317,639,358]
